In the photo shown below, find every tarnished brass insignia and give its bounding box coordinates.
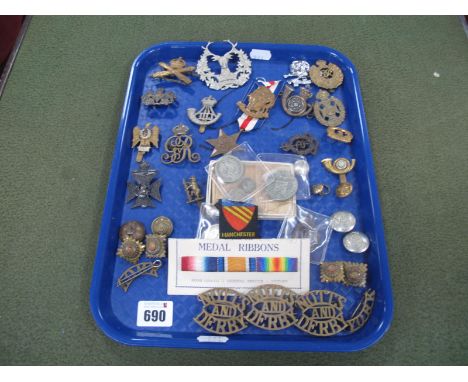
[309,60,344,90]
[321,157,356,198]
[132,123,160,163]
[161,124,201,165]
[141,88,176,107]
[245,284,297,330]
[347,289,375,333]
[116,238,145,264]
[117,259,162,292]
[320,262,345,283]
[194,288,248,335]
[281,85,314,117]
[237,86,276,119]
[145,234,166,258]
[327,126,353,143]
[295,290,348,336]
[150,57,195,85]
[314,90,346,127]
[281,133,319,156]
[119,221,145,242]
[343,262,368,287]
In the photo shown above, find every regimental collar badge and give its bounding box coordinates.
[196,40,252,90]
[161,124,201,165]
[218,200,259,239]
[281,85,314,117]
[145,234,166,258]
[281,133,319,156]
[346,289,376,333]
[295,290,348,336]
[116,237,145,264]
[132,123,160,163]
[194,287,249,335]
[141,88,176,107]
[314,90,346,127]
[309,60,344,90]
[183,176,204,205]
[321,157,355,198]
[245,285,297,330]
[283,60,312,87]
[187,96,222,133]
[126,162,162,208]
[327,126,353,143]
[150,57,195,85]
[117,259,162,292]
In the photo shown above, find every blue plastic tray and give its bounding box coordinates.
[90,41,393,352]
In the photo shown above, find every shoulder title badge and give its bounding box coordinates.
[194,287,249,335]
[347,289,376,333]
[295,290,348,336]
[245,285,297,330]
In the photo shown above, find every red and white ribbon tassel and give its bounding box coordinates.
[237,80,281,132]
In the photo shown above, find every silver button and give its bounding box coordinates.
[343,231,370,253]
[330,211,356,233]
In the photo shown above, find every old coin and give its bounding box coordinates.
[330,211,356,233]
[214,154,244,183]
[151,216,174,237]
[343,231,370,253]
[119,221,146,242]
[264,169,298,201]
[227,187,248,202]
[239,177,256,193]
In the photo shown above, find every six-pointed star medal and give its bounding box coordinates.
[205,129,241,157]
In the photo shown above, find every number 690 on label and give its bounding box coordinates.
[137,301,173,327]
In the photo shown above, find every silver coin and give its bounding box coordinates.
[240,177,256,193]
[227,187,248,202]
[293,159,309,177]
[330,211,356,233]
[264,169,298,201]
[343,231,370,253]
[214,154,244,183]
[203,224,219,239]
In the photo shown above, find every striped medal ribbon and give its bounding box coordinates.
[181,256,298,272]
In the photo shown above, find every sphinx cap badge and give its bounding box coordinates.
[196,40,252,90]
[150,57,195,85]
[132,123,159,162]
[187,96,222,133]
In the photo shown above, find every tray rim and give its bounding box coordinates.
[90,40,393,352]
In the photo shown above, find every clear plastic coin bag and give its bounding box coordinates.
[196,203,220,239]
[257,153,311,201]
[278,205,332,264]
[205,142,272,204]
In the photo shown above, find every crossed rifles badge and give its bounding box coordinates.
[218,200,259,239]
